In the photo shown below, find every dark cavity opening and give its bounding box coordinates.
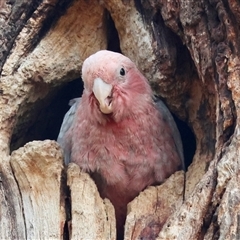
[10,79,83,152]
[106,10,121,53]
[173,115,196,170]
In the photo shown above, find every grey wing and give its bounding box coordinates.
[154,97,185,170]
[57,98,81,165]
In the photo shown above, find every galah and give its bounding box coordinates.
[57,50,184,237]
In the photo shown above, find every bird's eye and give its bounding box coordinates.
[120,68,125,76]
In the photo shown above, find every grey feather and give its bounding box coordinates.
[154,97,185,170]
[57,98,81,164]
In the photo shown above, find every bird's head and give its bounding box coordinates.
[81,50,152,122]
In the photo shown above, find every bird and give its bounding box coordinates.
[57,50,184,238]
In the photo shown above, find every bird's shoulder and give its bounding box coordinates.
[57,97,81,146]
[153,97,184,169]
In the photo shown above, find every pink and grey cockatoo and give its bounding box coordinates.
[57,50,184,237]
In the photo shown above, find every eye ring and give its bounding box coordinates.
[120,68,125,76]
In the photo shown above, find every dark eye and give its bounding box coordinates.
[120,68,125,76]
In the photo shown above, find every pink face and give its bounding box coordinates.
[82,50,135,88]
[81,50,151,117]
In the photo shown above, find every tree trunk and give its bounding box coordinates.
[0,0,239,239]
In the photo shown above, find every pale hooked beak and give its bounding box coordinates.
[92,78,113,114]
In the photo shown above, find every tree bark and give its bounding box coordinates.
[0,0,239,239]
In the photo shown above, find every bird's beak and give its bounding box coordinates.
[92,78,113,114]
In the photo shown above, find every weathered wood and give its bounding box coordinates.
[125,171,184,239]
[157,159,217,240]
[10,140,64,239]
[0,156,26,239]
[67,163,116,240]
[0,0,45,73]
[217,172,240,240]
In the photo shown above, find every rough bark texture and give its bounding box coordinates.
[125,171,184,239]
[10,140,65,239]
[0,0,239,239]
[67,163,116,240]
